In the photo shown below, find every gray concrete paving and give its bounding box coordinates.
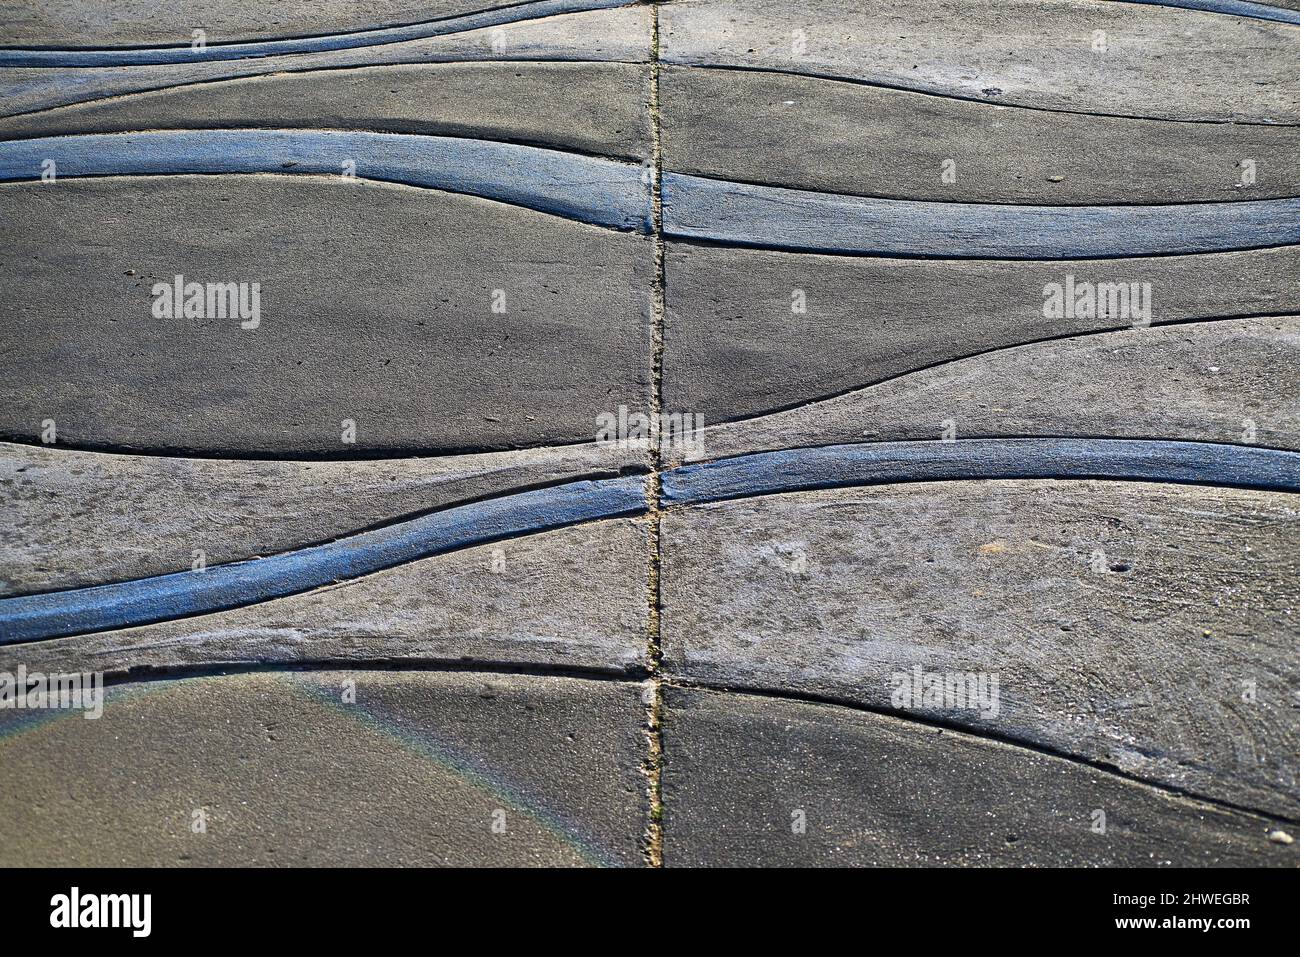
[0,174,652,454]
[0,6,652,116]
[661,65,1300,203]
[661,480,1300,818]
[662,685,1298,867]
[2,0,1298,868]
[686,316,1300,461]
[660,0,1300,122]
[0,1,579,48]
[0,440,646,595]
[0,516,650,676]
[0,62,653,161]
[663,243,1300,426]
[0,671,649,866]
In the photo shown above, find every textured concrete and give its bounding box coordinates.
[0,130,651,229]
[0,62,653,162]
[688,317,1300,461]
[4,0,1298,871]
[662,243,1300,424]
[661,65,1300,203]
[0,671,649,866]
[0,1,626,65]
[659,0,1300,122]
[662,686,1299,867]
[0,174,652,454]
[661,480,1300,817]
[0,476,647,645]
[0,440,646,596]
[0,6,652,116]
[1126,0,1300,22]
[663,439,1300,504]
[662,173,1300,257]
[0,517,649,676]
[0,0,514,47]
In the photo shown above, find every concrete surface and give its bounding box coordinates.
[0,1,627,65]
[661,480,1300,817]
[663,244,1300,425]
[660,0,1300,122]
[3,0,1298,868]
[0,440,647,595]
[0,62,654,162]
[0,174,652,454]
[662,685,1298,867]
[0,1,516,47]
[0,5,652,116]
[0,515,650,675]
[689,317,1300,461]
[660,65,1300,203]
[0,671,649,866]
[662,174,1300,256]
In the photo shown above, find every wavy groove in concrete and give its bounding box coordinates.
[0,129,651,229]
[1118,0,1300,24]
[7,439,1297,644]
[0,0,629,67]
[0,475,648,646]
[659,65,1300,204]
[0,8,652,120]
[663,438,1300,505]
[0,62,653,164]
[662,174,1300,258]
[658,0,1300,125]
[679,314,1300,459]
[666,63,1300,130]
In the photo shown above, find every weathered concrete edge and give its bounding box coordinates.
[0,475,649,646]
[662,173,1300,257]
[0,0,630,67]
[1120,0,1300,26]
[0,129,652,230]
[662,438,1300,505]
[662,683,1300,833]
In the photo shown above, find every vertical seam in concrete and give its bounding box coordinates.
[641,0,666,869]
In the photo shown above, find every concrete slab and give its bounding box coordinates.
[662,243,1300,425]
[0,0,621,54]
[659,0,1300,122]
[0,1,518,47]
[0,6,652,116]
[0,62,653,162]
[662,174,1300,257]
[0,440,647,596]
[0,514,649,675]
[0,174,652,454]
[3,0,1296,871]
[661,480,1300,817]
[660,64,1300,203]
[661,685,1298,867]
[0,670,649,866]
[686,317,1300,461]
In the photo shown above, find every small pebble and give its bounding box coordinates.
[1268,829,1293,845]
